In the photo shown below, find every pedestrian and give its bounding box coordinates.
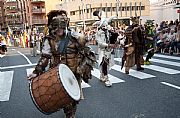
[0,34,7,54]
[27,10,96,118]
[30,32,37,56]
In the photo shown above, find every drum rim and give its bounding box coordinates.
[29,80,52,115]
[58,64,80,101]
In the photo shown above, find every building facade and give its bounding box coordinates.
[150,0,179,24]
[30,0,47,33]
[0,0,47,33]
[45,0,64,14]
[57,0,150,28]
[0,0,6,31]
[5,0,24,32]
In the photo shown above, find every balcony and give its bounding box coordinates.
[32,19,47,25]
[32,9,46,14]
[6,1,18,6]
[31,0,45,4]
[6,9,18,13]
[6,19,22,24]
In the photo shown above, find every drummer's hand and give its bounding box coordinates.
[27,73,37,80]
[124,44,129,48]
[125,43,132,48]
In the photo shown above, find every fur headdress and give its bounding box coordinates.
[130,16,140,25]
[130,13,140,25]
[93,10,117,28]
[47,10,68,26]
[47,10,70,36]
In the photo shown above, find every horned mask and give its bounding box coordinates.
[130,16,140,25]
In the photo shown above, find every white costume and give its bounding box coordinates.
[93,10,117,87]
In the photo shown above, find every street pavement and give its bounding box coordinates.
[0,46,180,118]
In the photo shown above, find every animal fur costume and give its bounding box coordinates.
[32,10,96,118]
[123,16,145,74]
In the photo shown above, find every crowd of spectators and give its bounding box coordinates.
[85,19,180,56]
[155,19,180,55]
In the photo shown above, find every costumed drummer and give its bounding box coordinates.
[93,10,117,87]
[28,10,96,118]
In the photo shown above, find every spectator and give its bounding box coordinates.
[176,23,180,54]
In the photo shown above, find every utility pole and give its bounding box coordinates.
[81,0,86,32]
[179,0,180,21]
[16,0,24,33]
[116,0,120,27]
[174,0,180,21]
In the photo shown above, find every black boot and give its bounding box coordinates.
[136,66,144,71]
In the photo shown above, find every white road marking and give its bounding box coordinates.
[142,65,180,74]
[1,63,37,70]
[26,68,34,77]
[161,82,180,90]
[92,68,125,83]
[115,57,180,74]
[26,68,91,89]
[154,54,180,61]
[0,71,14,101]
[17,51,32,64]
[0,54,5,58]
[111,65,156,79]
[150,58,180,67]
[81,81,91,88]
[114,58,156,79]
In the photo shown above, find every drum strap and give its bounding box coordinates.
[47,32,78,66]
[57,37,69,54]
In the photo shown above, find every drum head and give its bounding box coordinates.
[59,64,80,101]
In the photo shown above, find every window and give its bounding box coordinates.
[122,7,125,11]
[136,6,139,10]
[132,6,135,11]
[107,7,111,12]
[112,7,116,11]
[70,11,75,15]
[87,9,89,13]
[141,6,145,10]
[102,7,105,11]
[127,6,130,11]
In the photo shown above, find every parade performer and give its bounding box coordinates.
[144,20,155,65]
[30,32,37,57]
[122,16,145,74]
[28,10,96,118]
[93,10,117,87]
[0,34,7,54]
